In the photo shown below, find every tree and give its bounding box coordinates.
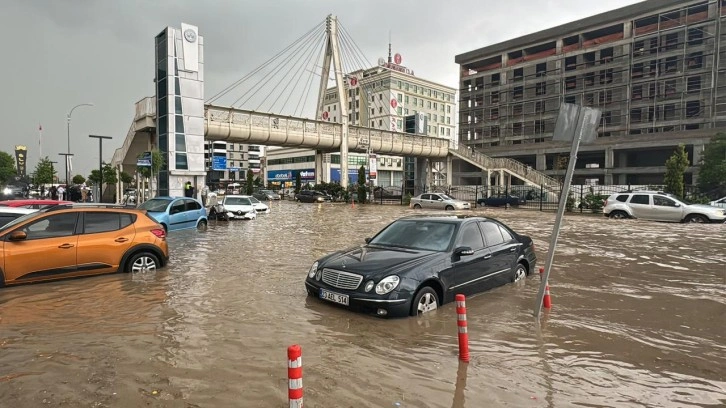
[33,157,56,185]
[664,144,689,199]
[119,171,133,186]
[87,170,101,185]
[295,172,302,193]
[0,151,15,184]
[357,165,367,204]
[72,174,86,185]
[245,169,254,195]
[136,150,165,178]
[697,132,726,197]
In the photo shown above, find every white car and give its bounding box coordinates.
[603,191,726,223]
[219,195,257,220]
[0,207,37,227]
[248,196,270,214]
[710,196,726,209]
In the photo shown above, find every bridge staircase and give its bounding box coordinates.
[449,145,560,188]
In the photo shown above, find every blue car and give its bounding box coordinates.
[138,196,207,232]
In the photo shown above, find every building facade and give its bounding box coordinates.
[203,141,263,185]
[456,0,725,185]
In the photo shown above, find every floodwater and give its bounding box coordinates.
[0,201,724,407]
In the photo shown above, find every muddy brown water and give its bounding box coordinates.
[0,201,724,407]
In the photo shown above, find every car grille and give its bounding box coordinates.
[321,269,363,290]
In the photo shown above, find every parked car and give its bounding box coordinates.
[410,193,470,210]
[1,185,26,199]
[477,194,525,207]
[248,196,270,214]
[0,207,37,228]
[0,204,169,287]
[603,191,726,223]
[295,190,332,203]
[212,195,257,220]
[305,215,536,318]
[253,189,281,201]
[0,199,71,209]
[138,197,208,231]
[710,196,726,209]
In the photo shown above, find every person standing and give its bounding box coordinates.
[57,185,66,201]
[201,184,209,207]
[184,181,194,198]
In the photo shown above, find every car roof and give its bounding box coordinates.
[396,214,491,223]
[0,207,36,214]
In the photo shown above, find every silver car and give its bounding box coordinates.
[710,196,726,209]
[409,193,471,211]
[603,191,726,223]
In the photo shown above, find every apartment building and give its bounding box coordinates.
[456,0,725,185]
[204,141,263,184]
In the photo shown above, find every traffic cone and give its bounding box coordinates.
[543,284,552,309]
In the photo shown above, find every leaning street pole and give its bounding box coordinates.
[533,104,600,318]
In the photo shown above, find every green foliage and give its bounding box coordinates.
[583,188,608,213]
[402,193,412,206]
[565,192,575,212]
[87,170,101,185]
[245,170,254,195]
[33,157,56,185]
[137,150,165,178]
[697,132,726,197]
[72,174,86,185]
[295,172,301,194]
[0,151,15,184]
[664,144,689,199]
[102,163,118,185]
[357,165,367,204]
[119,171,133,185]
[253,176,262,187]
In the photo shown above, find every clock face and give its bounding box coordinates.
[183,29,197,43]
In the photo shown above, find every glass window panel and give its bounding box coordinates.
[175,153,189,170]
[175,133,186,151]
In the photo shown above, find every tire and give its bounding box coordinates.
[445,205,454,211]
[413,204,422,209]
[513,263,527,283]
[410,286,439,316]
[197,219,207,230]
[609,211,628,219]
[126,252,160,273]
[686,214,708,223]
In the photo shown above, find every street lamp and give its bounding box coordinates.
[58,153,74,186]
[67,103,94,184]
[89,135,112,203]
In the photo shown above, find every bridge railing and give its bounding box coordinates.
[450,144,560,187]
[134,96,155,120]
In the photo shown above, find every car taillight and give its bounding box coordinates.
[151,228,166,238]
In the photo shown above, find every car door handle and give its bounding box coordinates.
[115,238,129,243]
[483,254,492,259]
[58,243,74,249]
[509,247,517,252]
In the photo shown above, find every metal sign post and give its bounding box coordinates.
[534,104,600,318]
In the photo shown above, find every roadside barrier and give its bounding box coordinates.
[455,294,470,362]
[287,345,303,408]
[539,266,544,279]
[543,284,552,309]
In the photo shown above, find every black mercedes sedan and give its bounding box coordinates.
[304,215,537,318]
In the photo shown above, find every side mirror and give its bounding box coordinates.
[9,231,27,241]
[675,203,681,207]
[454,246,474,257]
[365,237,372,244]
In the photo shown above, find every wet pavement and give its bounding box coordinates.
[0,201,724,407]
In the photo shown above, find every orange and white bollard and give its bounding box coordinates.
[539,266,544,279]
[287,345,303,408]
[543,284,552,309]
[455,294,470,363]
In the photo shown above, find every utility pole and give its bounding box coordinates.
[89,135,113,203]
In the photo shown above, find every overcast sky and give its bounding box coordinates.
[1,0,642,178]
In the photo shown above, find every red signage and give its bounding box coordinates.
[349,76,358,87]
[322,111,329,120]
[390,98,397,109]
[394,53,402,65]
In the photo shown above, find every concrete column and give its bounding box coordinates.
[484,169,490,186]
[692,143,705,185]
[415,157,429,195]
[499,170,504,186]
[536,153,546,171]
[117,164,123,203]
[446,155,453,186]
[314,150,324,185]
[604,148,614,185]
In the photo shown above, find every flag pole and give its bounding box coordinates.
[39,124,43,159]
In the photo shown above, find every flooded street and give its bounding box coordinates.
[1,201,724,407]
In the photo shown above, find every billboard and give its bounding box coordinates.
[212,156,227,171]
[369,154,377,180]
[14,145,27,176]
[137,151,152,167]
[267,169,315,181]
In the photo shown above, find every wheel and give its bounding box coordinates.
[445,205,454,211]
[411,286,439,316]
[609,211,628,219]
[513,263,527,283]
[197,219,207,230]
[126,252,160,273]
[413,204,422,209]
[686,214,708,223]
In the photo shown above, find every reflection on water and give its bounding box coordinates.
[0,202,724,406]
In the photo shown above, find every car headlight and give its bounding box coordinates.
[375,276,400,295]
[2,188,10,195]
[307,261,318,278]
[364,280,375,292]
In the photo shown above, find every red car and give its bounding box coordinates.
[0,200,72,209]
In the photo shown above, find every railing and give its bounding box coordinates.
[449,145,560,187]
[134,96,155,120]
[112,98,156,166]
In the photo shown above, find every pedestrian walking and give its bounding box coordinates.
[57,185,66,201]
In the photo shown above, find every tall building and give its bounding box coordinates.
[203,141,263,185]
[456,0,724,185]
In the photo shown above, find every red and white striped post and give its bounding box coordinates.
[539,266,544,279]
[287,344,303,408]
[455,294,470,363]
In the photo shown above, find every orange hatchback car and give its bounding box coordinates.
[0,204,169,287]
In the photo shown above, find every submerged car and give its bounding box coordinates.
[212,195,257,220]
[138,197,208,231]
[0,207,37,228]
[253,189,281,201]
[477,194,525,207]
[295,190,332,203]
[305,215,536,318]
[710,196,726,209]
[249,196,270,214]
[409,193,470,210]
[603,191,726,223]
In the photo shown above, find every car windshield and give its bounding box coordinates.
[0,211,39,232]
[260,190,273,195]
[369,220,456,252]
[249,197,261,204]
[138,199,171,212]
[225,197,251,205]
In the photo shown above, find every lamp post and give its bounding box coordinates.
[89,135,112,203]
[58,153,74,186]
[67,103,94,184]
[48,160,58,185]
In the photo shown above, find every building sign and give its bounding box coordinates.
[348,75,359,88]
[14,145,27,176]
[137,151,152,167]
[394,53,402,65]
[212,156,227,171]
[267,169,315,181]
[330,168,362,183]
[378,60,414,76]
[369,154,377,180]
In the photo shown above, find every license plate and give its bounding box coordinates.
[319,289,349,306]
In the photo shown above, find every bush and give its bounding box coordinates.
[583,193,607,212]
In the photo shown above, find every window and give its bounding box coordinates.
[687,76,701,92]
[175,115,184,133]
[22,213,78,240]
[653,195,677,207]
[688,28,704,46]
[84,212,123,234]
[175,133,186,151]
[499,226,514,242]
[687,52,703,69]
[629,195,650,205]
[456,223,485,250]
[170,201,186,214]
[632,85,643,100]
[175,153,189,170]
[184,199,202,211]
[616,195,629,202]
[479,222,504,247]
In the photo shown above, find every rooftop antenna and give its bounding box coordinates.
[388,30,392,63]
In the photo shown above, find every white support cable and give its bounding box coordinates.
[295,38,327,117]
[339,33,366,74]
[207,21,325,104]
[339,28,370,73]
